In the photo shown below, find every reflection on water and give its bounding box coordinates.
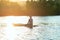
[0,16,60,40]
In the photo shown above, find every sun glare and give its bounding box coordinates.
[4,16,16,40]
[2,16,29,40]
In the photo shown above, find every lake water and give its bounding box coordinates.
[0,16,60,40]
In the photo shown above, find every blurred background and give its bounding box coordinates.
[0,0,60,16]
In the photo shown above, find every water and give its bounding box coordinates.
[0,16,60,40]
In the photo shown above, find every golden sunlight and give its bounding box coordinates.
[17,1,27,10]
[8,0,27,2]
[8,0,39,2]
[8,0,27,10]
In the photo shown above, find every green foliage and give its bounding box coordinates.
[26,0,60,15]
